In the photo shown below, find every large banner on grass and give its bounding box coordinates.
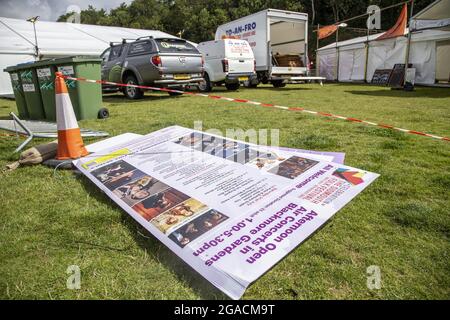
[75,126,378,299]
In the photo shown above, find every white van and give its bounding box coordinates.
[215,9,309,88]
[197,39,256,91]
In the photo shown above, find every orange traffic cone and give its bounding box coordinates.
[55,72,88,160]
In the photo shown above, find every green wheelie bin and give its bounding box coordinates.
[16,62,46,120]
[34,60,58,121]
[4,66,29,119]
[53,56,108,120]
[17,63,46,120]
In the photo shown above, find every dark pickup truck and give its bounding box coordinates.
[100,37,204,99]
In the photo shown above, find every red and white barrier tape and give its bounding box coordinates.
[58,74,449,142]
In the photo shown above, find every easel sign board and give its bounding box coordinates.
[371,69,393,85]
[75,126,379,299]
[388,63,413,88]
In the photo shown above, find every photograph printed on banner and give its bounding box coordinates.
[150,198,208,234]
[245,149,287,170]
[227,147,257,164]
[175,132,255,162]
[175,132,223,155]
[90,160,140,190]
[196,134,224,155]
[220,140,248,158]
[174,132,203,149]
[268,156,319,179]
[104,169,148,191]
[168,209,229,248]
[113,176,170,206]
[132,188,190,221]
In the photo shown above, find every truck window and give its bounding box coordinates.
[109,45,123,61]
[100,48,111,62]
[127,41,153,56]
[155,39,198,53]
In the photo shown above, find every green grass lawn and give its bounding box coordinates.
[0,83,449,299]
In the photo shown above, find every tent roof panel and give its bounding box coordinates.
[0,17,180,56]
[413,0,450,20]
[411,0,450,31]
[0,19,35,53]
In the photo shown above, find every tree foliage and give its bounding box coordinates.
[57,0,433,45]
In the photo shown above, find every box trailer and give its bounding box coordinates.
[215,9,309,88]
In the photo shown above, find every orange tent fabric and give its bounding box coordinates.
[377,4,408,41]
[318,25,338,40]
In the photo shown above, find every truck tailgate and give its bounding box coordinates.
[271,66,307,75]
[159,54,203,74]
[228,58,254,74]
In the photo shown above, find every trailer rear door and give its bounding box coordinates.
[269,19,307,76]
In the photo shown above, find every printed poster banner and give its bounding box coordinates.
[75,126,379,299]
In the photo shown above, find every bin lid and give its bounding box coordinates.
[32,59,59,68]
[4,56,102,73]
[44,56,102,65]
[4,61,36,72]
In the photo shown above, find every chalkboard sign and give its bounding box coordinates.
[371,69,392,85]
[388,64,413,88]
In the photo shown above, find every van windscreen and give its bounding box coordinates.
[155,39,198,53]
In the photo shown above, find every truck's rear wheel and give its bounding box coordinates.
[225,83,240,91]
[272,80,286,88]
[123,75,144,99]
[258,72,269,84]
[243,80,258,88]
[198,73,212,92]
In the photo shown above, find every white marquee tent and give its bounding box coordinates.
[0,17,179,97]
[410,0,450,31]
[317,0,450,84]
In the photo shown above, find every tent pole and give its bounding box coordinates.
[316,24,320,76]
[305,21,309,76]
[404,0,415,86]
[364,27,370,83]
[336,27,339,82]
[33,22,39,60]
[26,16,40,60]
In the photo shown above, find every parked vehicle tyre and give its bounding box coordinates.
[272,80,286,88]
[259,72,269,84]
[123,75,144,99]
[243,80,258,88]
[97,108,109,119]
[198,73,212,92]
[225,82,240,91]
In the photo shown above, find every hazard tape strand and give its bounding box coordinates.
[57,74,449,142]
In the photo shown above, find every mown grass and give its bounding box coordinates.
[0,83,449,299]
